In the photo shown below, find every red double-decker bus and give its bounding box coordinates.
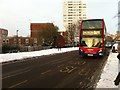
[79,19,107,56]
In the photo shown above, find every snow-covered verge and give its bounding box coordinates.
[0,47,78,63]
[96,52,119,89]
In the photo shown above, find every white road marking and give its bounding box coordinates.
[2,69,31,80]
[58,64,64,67]
[68,67,77,73]
[60,66,77,73]
[9,80,28,88]
[41,70,51,75]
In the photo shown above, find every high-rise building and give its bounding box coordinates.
[118,1,120,31]
[63,0,87,44]
[63,0,87,31]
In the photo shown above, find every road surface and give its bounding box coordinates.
[2,50,109,89]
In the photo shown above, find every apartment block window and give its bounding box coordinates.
[68,9,73,11]
[83,14,86,16]
[68,20,72,22]
[68,4,72,5]
[83,17,86,19]
[68,12,73,13]
[68,17,72,19]
[68,23,71,24]
[83,6,86,8]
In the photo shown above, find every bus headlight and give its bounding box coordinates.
[98,50,103,55]
[79,49,84,52]
[80,49,83,52]
[98,50,103,53]
[79,49,83,52]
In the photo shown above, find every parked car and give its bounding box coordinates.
[105,42,113,48]
[112,43,118,53]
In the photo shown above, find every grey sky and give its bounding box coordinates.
[0,0,119,36]
[87,0,118,34]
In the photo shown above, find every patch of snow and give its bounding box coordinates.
[0,47,78,63]
[96,52,119,89]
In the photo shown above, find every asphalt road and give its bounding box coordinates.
[2,50,109,89]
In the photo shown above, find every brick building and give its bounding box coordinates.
[1,36,38,52]
[58,31,68,45]
[0,28,8,53]
[30,23,56,45]
[7,36,37,46]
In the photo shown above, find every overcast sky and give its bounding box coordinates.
[0,0,119,36]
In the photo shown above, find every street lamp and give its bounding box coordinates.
[16,30,19,44]
[16,30,19,37]
[16,30,19,52]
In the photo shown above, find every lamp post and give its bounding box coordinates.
[16,30,19,44]
[16,30,19,52]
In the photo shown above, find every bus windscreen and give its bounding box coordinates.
[82,20,102,29]
[80,37,102,48]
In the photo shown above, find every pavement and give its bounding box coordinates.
[96,52,119,89]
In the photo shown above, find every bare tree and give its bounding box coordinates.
[66,21,80,46]
[38,25,58,46]
[113,9,120,40]
[66,24,75,46]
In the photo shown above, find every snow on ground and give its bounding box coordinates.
[0,47,119,88]
[96,52,119,89]
[0,47,78,63]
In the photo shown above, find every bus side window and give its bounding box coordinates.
[81,40,87,46]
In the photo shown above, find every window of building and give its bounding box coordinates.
[68,17,72,19]
[68,20,73,22]
[14,38,17,44]
[83,6,86,8]
[3,40,5,43]
[6,39,9,43]
[68,4,72,5]
[68,12,73,13]
[18,39,21,44]
[25,39,29,44]
[79,6,82,8]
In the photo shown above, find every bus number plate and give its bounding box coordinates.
[88,54,93,56]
